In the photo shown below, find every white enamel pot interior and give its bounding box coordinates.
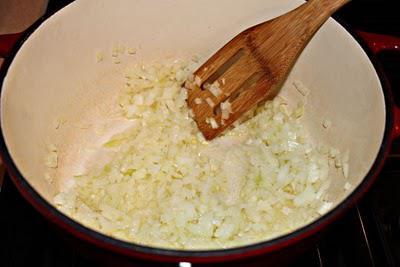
[0,0,387,262]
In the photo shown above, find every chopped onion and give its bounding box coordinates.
[209,81,222,97]
[194,75,202,86]
[194,98,202,105]
[293,80,310,96]
[344,182,352,191]
[322,119,332,129]
[318,202,333,215]
[54,59,340,250]
[205,97,215,108]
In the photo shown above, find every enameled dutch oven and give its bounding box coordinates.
[0,0,399,264]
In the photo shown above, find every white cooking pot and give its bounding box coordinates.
[0,0,399,264]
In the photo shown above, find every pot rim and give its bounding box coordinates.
[0,5,395,263]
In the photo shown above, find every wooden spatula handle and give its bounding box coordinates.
[283,0,351,36]
[250,0,351,81]
[308,0,351,15]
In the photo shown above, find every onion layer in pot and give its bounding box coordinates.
[52,59,348,250]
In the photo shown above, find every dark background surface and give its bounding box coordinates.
[1,0,400,266]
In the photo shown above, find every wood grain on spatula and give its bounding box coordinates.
[186,0,350,140]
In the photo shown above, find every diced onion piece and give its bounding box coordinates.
[342,163,349,179]
[96,51,104,62]
[209,81,222,97]
[318,202,333,215]
[335,158,342,168]
[220,100,232,113]
[293,103,304,118]
[194,75,202,86]
[47,144,57,152]
[205,117,219,129]
[209,118,219,129]
[191,54,200,62]
[293,80,310,96]
[294,186,316,206]
[322,119,332,129]
[45,151,58,168]
[127,47,137,55]
[220,100,232,121]
[194,98,203,105]
[344,182,352,190]
[329,148,339,158]
[205,97,215,108]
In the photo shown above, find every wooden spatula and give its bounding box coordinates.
[186,0,350,140]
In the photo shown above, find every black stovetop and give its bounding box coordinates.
[1,1,399,266]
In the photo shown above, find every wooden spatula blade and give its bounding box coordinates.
[194,74,276,140]
[187,0,350,140]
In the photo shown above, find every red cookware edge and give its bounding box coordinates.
[0,32,23,58]
[356,31,400,140]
